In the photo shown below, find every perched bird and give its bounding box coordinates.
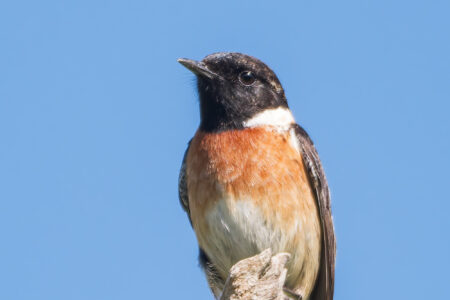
[178,52,335,300]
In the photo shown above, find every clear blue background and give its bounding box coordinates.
[1,1,449,299]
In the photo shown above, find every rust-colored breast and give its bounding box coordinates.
[186,127,316,229]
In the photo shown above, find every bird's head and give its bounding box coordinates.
[178,52,293,132]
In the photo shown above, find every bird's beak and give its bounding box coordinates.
[177,58,218,79]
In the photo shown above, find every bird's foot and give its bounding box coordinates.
[283,287,302,300]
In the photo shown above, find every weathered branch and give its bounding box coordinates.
[220,249,297,300]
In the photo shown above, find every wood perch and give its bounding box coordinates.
[220,249,298,300]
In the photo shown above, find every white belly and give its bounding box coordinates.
[204,199,283,272]
[196,196,319,295]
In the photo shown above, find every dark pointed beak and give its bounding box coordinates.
[177,58,218,79]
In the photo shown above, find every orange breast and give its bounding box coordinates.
[186,127,316,227]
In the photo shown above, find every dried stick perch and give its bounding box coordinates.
[220,249,298,300]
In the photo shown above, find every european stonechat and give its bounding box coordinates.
[178,52,335,300]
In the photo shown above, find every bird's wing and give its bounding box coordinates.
[294,124,336,300]
[178,140,192,224]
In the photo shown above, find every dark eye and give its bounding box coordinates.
[239,71,256,85]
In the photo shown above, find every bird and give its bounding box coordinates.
[177,52,336,300]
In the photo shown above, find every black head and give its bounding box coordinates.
[178,52,289,132]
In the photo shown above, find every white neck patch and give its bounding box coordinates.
[243,107,295,131]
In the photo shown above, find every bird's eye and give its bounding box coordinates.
[239,71,256,85]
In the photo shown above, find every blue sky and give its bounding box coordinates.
[1,1,449,299]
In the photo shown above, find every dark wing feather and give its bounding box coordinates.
[294,124,336,300]
[178,140,192,224]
